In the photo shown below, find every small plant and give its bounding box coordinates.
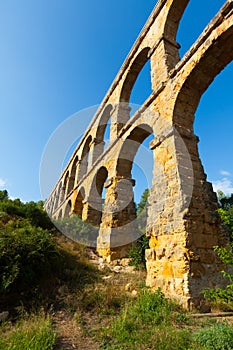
[100,289,191,349]
[203,192,233,308]
[193,322,233,350]
[129,189,149,269]
[0,314,56,350]
[128,234,149,269]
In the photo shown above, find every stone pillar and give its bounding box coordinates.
[150,37,180,90]
[77,159,88,180]
[74,160,82,185]
[111,104,131,138]
[82,197,103,226]
[145,126,228,310]
[89,138,105,166]
[97,176,139,261]
[59,186,66,206]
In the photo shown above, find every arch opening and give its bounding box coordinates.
[129,59,152,116]
[79,135,92,179]
[74,188,85,218]
[68,155,79,194]
[194,60,233,195]
[64,200,72,217]
[93,166,108,226]
[95,105,113,154]
[119,48,152,123]
[63,171,69,199]
[177,0,225,59]
[116,124,154,230]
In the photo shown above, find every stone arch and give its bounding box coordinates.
[53,191,58,211]
[120,47,151,104]
[163,0,189,44]
[87,166,109,226]
[64,200,72,217]
[63,171,69,200]
[89,105,114,164]
[117,124,154,178]
[74,187,85,218]
[56,181,63,208]
[58,209,62,219]
[96,104,113,143]
[173,25,233,132]
[96,166,108,198]
[114,124,154,229]
[78,135,92,179]
[68,155,79,194]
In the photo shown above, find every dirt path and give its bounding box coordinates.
[53,310,100,350]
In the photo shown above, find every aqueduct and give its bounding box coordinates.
[45,0,233,309]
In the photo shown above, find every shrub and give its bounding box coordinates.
[0,222,60,293]
[128,189,149,269]
[128,234,149,269]
[203,193,233,306]
[0,191,54,231]
[193,322,233,350]
[55,215,98,247]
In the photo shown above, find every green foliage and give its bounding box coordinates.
[101,289,191,350]
[0,190,8,201]
[0,221,60,293]
[55,215,98,246]
[193,322,233,350]
[137,188,149,216]
[203,192,233,306]
[129,189,149,269]
[0,314,56,350]
[217,192,233,240]
[0,189,59,294]
[0,191,54,230]
[128,234,149,269]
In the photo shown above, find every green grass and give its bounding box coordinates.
[0,314,56,350]
[99,288,233,350]
[100,288,192,349]
[193,322,233,350]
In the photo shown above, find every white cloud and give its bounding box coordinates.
[0,178,6,188]
[220,170,231,177]
[213,178,233,195]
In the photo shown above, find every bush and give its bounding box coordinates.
[128,234,149,269]
[128,189,149,269]
[55,215,98,247]
[203,193,233,306]
[0,222,60,293]
[0,191,54,231]
[193,322,233,350]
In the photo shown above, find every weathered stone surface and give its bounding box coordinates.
[45,0,233,309]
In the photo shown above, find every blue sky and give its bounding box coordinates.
[0,0,232,203]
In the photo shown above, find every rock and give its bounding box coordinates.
[58,285,68,295]
[125,282,134,292]
[112,266,122,273]
[102,275,112,280]
[131,290,138,297]
[0,311,9,322]
[120,258,131,267]
[98,262,106,270]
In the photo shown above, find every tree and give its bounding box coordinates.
[137,188,149,216]
[129,189,149,269]
[0,190,8,201]
[203,192,233,305]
